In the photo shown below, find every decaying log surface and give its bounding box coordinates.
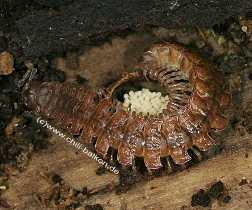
[1,0,252,57]
[2,133,252,210]
[1,139,118,208]
[84,135,252,210]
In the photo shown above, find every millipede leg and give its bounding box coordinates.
[108,149,116,165]
[191,147,203,161]
[180,163,187,171]
[18,62,38,89]
[165,157,174,174]
[146,167,153,176]
[132,158,137,173]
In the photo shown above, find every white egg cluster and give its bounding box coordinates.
[123,88,169,116]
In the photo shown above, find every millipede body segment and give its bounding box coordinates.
[22,42,231,170]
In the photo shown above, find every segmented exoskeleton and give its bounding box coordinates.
[22,42,231,171]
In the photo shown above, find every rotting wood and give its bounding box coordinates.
[2,133,252,210]
[2,1,252,57]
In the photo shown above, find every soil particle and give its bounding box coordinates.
[191,189,211,207]
[116,167,143,193]
[207,181,225,199]
[0,114,49,171]
[4,116,21,137]
[240,19,252,39]
[239,178,249,186]
[191,181,233,208]
[228,22,247,45]
[15,146,33,170]
[0,51,14,75]
[51,173,64,184]
[85,204,104,210]
[222,195,232,203]
[39,172,85,209]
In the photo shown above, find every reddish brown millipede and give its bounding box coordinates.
[22,42,231,171]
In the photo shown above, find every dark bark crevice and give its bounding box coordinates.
[0,0,251,57]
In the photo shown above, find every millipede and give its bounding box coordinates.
[22,42,231,172]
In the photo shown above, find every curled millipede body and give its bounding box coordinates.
[22,42,231,171]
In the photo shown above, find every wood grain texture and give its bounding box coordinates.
[84,135,252,210]
[1,132,251,210]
